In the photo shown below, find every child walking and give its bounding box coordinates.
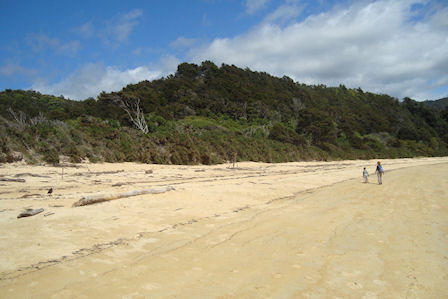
[363,167,369,183]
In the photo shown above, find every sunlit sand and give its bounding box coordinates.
[1,157,447,298]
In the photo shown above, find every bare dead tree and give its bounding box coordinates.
[119,97,149,134]
[29,111,47,126]
[291,97,305,116]
[7,107,27,127]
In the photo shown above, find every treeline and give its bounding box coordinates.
[1,61,448,164]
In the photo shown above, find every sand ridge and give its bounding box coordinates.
[0,157,447,297]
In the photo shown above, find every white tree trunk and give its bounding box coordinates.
[120,98,149,134]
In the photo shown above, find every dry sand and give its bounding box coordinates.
[0,157,447,298]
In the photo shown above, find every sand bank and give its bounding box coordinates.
[0,157,447,298]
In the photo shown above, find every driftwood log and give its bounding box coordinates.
[0,178,26,182]
[72,186,175,207]
[14,173,50,178]
[74,170,124,176]
[17,208,44,218]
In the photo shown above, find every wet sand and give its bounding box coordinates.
[0,157,447,298]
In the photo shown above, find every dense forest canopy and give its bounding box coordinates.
[423,97,448,110]
[1,61,448,164]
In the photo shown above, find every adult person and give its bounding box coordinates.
[375,161,384,184]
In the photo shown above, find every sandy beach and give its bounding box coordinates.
[0,157,447,298]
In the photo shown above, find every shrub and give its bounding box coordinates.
[269,122,306,146]
[43,148,60,164]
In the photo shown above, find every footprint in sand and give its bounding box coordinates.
[373,279,387,286]
[142,283,159,290]
[342,270,362,277]
[347,281,363,289]
[144,238,160,244]
[361,291,378,299]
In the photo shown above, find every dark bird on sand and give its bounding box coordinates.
[48,188,53,196]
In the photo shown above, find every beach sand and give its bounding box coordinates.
[0,157,447,298]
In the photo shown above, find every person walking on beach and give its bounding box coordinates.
[375,161,384,184]
[363,167,369,183]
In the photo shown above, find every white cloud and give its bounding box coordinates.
[133,47,143,55]
[0,63,37,78]
[192,0,448,100]
[74,22,94,38]
[246,0,271,14]
[73,10,142,45]
[33,63,161,100]
[26,33,80,56]
[202,13,212,27]
[157,55,182,74]
[263,0,303,24]
[103,9,143,43]
[170,37,200,49]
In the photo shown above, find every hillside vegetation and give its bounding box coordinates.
[424,97,448,110]
[1,61,448,164]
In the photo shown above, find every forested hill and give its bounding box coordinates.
[1,61,448,164]
[423,97,448,110]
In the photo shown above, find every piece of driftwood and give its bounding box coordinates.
[57,163,81,168]
[112,182,134,187]
[20,193,41,198]
[72,186,175,207]
[0,178,25,182]
[74,170,124,176]
[17,208,44,218]
[14,173,50,178]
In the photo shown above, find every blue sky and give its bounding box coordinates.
[1,0,447,101]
